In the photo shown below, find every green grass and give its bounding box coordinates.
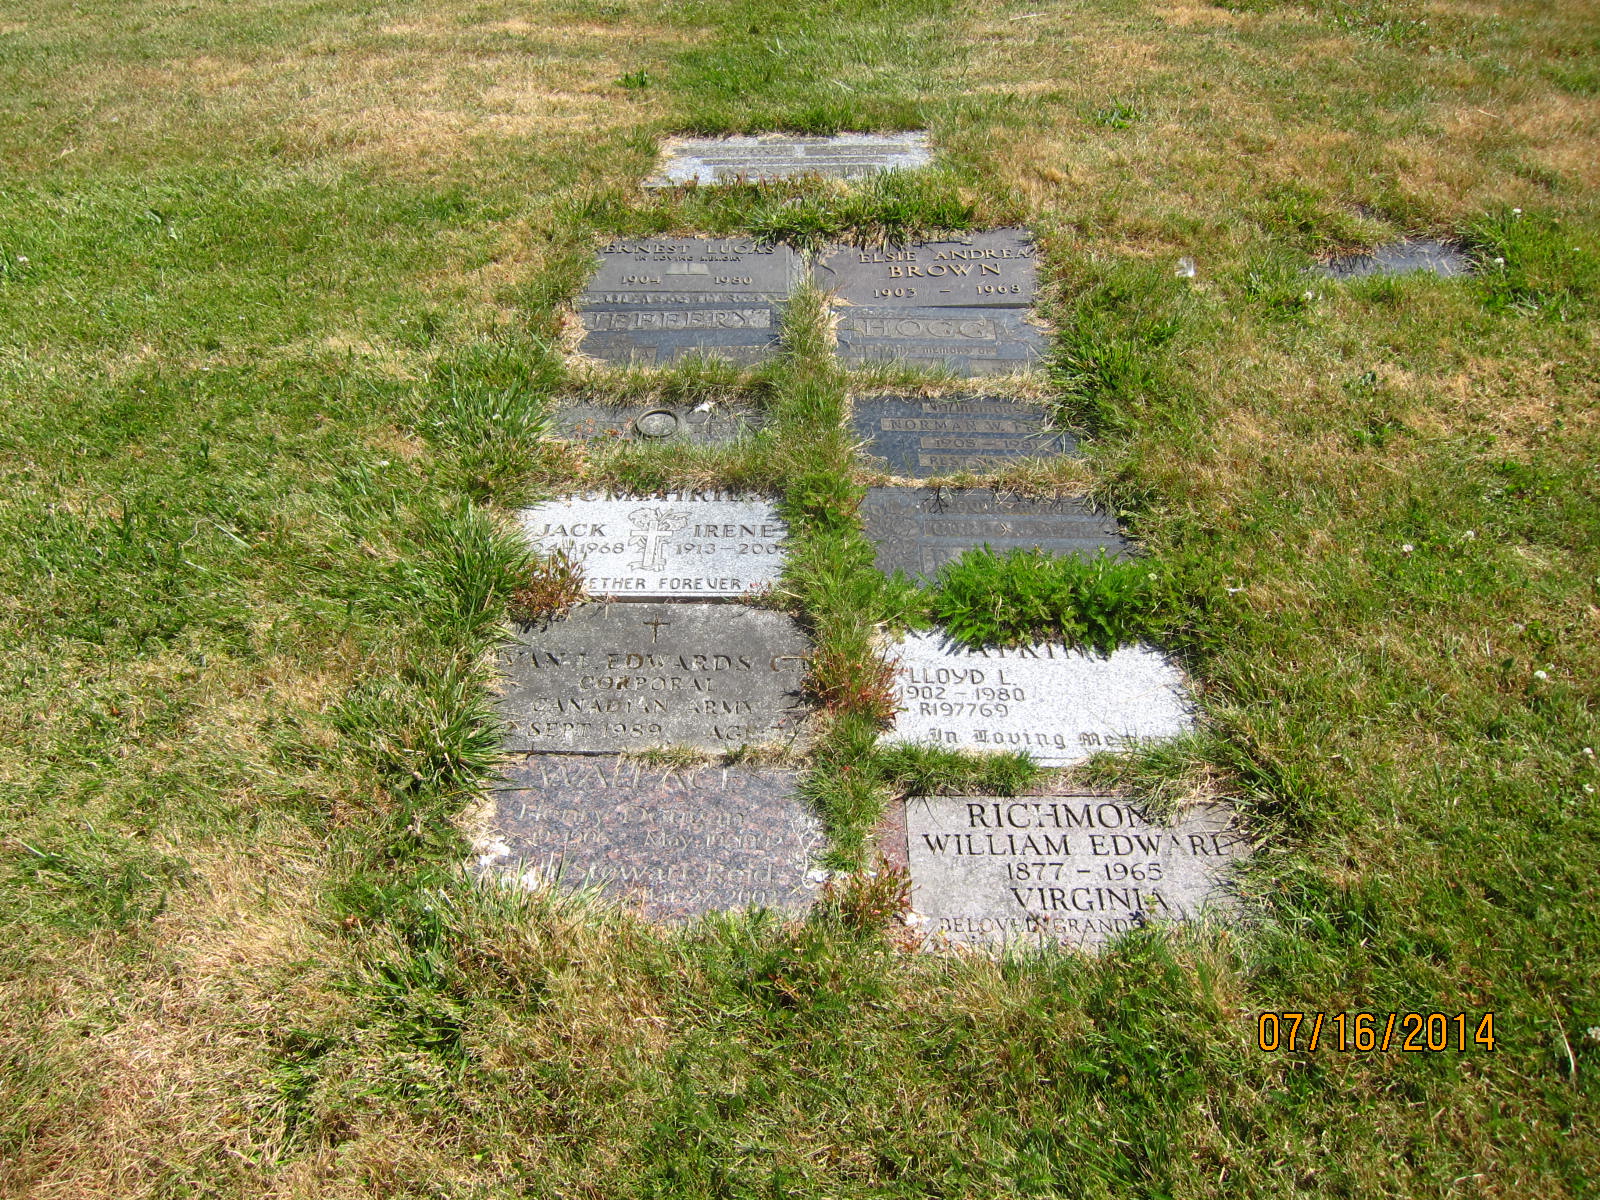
[928,547,1171,651]
[1,0,1598,1195]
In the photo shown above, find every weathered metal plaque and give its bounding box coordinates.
[903,792,1246,948]
[581,237,802,305]
[496,603,809,754]
[834,306,1046,376]
[820,231,1038,308]
[1321,239,1471,279]
[860,487,1126,581]
[852,395,1071,477]
[884,633,1191,765]
[576,238,801,366]
[472,757,823,922]
[646,133,932,188]
[553,402,762,445]
[518,492,786,599]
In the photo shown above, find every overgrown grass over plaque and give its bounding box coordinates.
[2,0,1597,1195]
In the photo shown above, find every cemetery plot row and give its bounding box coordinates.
[552,393,1076,484]
[572,234,1046,375]
[515,488,1126,602]
[468,761,1247,949]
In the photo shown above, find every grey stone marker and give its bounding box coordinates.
[852,395,1072,478]
[861,487,1127,581]
[1320,239,1471,279]
[496,603,809,754]
[576,237,802,366]
[834,306,1046,376]
[519,492,786,600]
[472,757,823,922]
[819,230,1038,308]
[883,631,1192,765]
[646,133,933,188]
[554,401,762,446]
[901,791,1246,948]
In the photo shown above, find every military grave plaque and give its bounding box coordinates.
[554,401,762,445]
[1321,239,1471,280]
[820,231,1038,308]
[496,602,809,753]
[519,492,786,599]
[903,791,1247,948]
[473,758,823,922]
[576,238,802,366]
[852,395,1071,477]
[884,632,1192,765]
[861,487,1126,581]
[646,133,932,188]
[834,307,1045,376]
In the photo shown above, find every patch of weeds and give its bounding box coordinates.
[804,637,899,723]
[11,832,190,932]
[1049,257,1193,436]
[1464,207,1599,320]
[1254,183,1373,253]
[694,910,890,1020]
[662,0,960,134]
[1075,733,1237,825]
[745,170,977,250]
[615,69,654,90]
[872,741,1041,796]
[1342,371,1411,449]
[331,660,503,801]
[1542,57,1600,97]
[507,548,586,622]
[817,855,910,932]
[1325,0,1431,45]
[930,547,1169,651]
[1089,101,1145,129]
[415,354,564,502]
[626,744,714,769]
[1241,254,1320,319]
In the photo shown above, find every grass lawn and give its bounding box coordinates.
[1,0,1597,1195]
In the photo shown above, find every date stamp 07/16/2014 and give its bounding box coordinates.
[1257,1012,1497,1053]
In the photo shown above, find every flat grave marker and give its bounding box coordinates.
[646,133,932,188]
[819,230,1038,309]
[496,602,809,754]
[901,791,1246,948]
[554,401,762,446]
[884,631,1192,765]
[576,238,801,366]
[834,306,1046,376]
[472,757,823,922]
[1320,239,1471,279]
[519,492,786,600]
[860,487,1126,581]
[852,395,1071,478]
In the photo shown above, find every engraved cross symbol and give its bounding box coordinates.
[643,618,671,643]
[628,506,689,571]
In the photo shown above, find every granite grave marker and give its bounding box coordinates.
[576,238,802,366]
[554,401,762,445]
[902,791,1246,948]
[860,487,1126,581]
[519,492,786,599]
[496,602,809,754]
[834,306,1045,376]
[819,230,1038,308]
[473,757,823,921]
[646,133,932,188]
[884,632,1192,765]
[852,395,1071,478]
